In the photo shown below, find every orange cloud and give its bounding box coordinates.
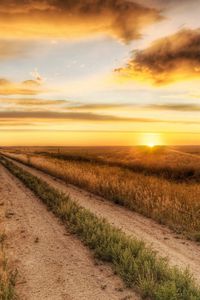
[115,29,200,85]
[66,103,130,111]
[0,111,199,125]
[147,103,200,111]
[0,0,162,42]
[0,111,161,122]
[0,98,67,106]
[0,78,46,95]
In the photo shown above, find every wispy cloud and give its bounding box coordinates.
[115,29,200,85]
[66,103,132,110]
[0,110,199,125]
[147,103,200,111]
[0,78,47,95]
[3,98,200,113]
[0,121,35,127]
[0,98,67,106]
[0,111,160,122]
[30,68,45,83]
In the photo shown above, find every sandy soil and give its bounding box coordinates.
[0,164,139,300]
[7,158,200,284]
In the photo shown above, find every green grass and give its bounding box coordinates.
[0,233,17,300]
[1,157,200,300]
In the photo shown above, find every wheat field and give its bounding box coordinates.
[3,147,200,241]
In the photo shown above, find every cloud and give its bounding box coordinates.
[64,102,200,113]
[147,103,200,111]
[66,103,132,110]
[0,110,199,125]
[133,0,197,9]
[0,111,161,122]
[0,98,67,106]
[1,98,132,112]
[0,0,162,42]
[0,78,46,95]
[0,39,33,60]
[30,68,45,83]
[0,121,34,127]
[115,28,200,85]
[190,93,200,99]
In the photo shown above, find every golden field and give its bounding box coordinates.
[3,146,200,241]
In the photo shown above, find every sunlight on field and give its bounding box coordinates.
[3,146,200,241]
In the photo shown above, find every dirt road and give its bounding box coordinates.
[169,148,200,160]
[7,157,200,284]
[0,164,138,300]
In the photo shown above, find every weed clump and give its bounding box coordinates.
[0,233,17,300]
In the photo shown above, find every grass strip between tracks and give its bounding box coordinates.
[0,232,17,300]
[1,156,200,300]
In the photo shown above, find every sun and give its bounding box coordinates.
[147,142,156,148]
[139,133,162,147]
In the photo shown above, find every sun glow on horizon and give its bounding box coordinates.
[147,142,156,148]
[140,133,163,147]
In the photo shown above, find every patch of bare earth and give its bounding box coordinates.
[8,158,200,284]
[0,164,138,300]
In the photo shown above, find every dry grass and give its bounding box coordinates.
[3,151,200,241]
[2,157,200,300]
[4,146,200,182]
[0,233,17,300]
[49,146,200,182]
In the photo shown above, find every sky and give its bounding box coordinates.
[0,0,200,146]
